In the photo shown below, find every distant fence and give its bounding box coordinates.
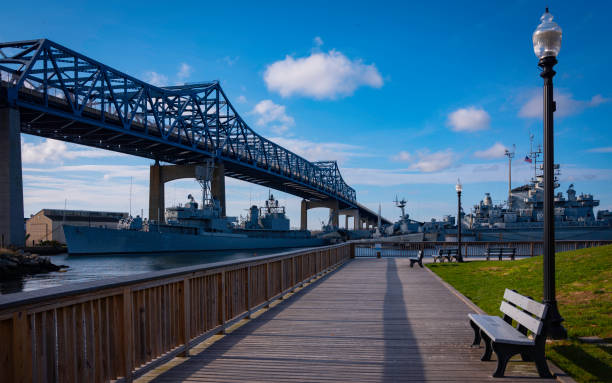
[354,240,612,258]
[0,243,351,382]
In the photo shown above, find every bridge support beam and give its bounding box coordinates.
[149,160,226,221]
[211,161,226,217]
[149,162,164,221]
[300,199,339,231]
[340,209,361,231]
[0,107,24,247]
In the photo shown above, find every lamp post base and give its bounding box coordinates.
[544,300,567,339]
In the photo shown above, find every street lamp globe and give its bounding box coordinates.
[455,178,462,193]
[533,8,562,59]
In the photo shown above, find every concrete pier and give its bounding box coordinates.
[149,160,226,221]
[301,199,339,230]
[0,107,24,247]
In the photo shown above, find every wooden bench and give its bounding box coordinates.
[408,250,424,268]
[486,247,516,260]
[433,248,458,263]
[468,289,553,378]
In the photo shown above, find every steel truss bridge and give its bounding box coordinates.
[0,39,388,224]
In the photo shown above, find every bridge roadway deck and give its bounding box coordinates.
[143,259,556,382]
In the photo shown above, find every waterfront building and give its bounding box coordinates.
[26,209,128,245]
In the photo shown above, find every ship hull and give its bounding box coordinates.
[64,225,328,255]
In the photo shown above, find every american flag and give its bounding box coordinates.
[524,155,532,163]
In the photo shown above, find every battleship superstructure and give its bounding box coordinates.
[64,163,327,255]
[380,138,612,242]
[465,141,612,241]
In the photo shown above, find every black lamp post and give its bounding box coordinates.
[456,179,464,262]
[532,8,567,339]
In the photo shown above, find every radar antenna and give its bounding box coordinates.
[394,196,407,220]
[195,160,215,208]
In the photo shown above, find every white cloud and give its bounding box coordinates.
[177,63,193,83]
[342,162,612,186]
[21,138,121,164]
[474,142,508,159]
[222,56,239,66]
[390,149,455,172]
[237,95,247,103]
[392,151,412,161]
[269,137,364,164]
[587,146,612,153]
[313,36,324,46]
[519,90,609,118]
[447,107,490,132]
[263,50,383,99]
[144,71,168,87]
[250,100,295,134]
[410,149,456,172]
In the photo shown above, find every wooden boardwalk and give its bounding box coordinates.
[147,258,556,382]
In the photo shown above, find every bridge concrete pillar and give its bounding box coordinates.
[354,212,361,231]
[0,107,25,247]
[149,161,164,221]
[301,199,339,231]
[149,160,227,221]
[211,161,226,217]
[300,200,308,231]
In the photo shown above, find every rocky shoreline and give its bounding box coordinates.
[0,248,69,279]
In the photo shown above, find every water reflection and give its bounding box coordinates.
[0,248,293,295]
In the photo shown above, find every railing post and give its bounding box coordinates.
[12,310,32,383]
[279,260,285,299]
[530,242,534,257]
[122,288,133,382]
[291,257,296,292]
[181,277,191,356]
[246,265,251,318]
[264,262,270,308]
[301,254,305,286]
[219,271,226,334]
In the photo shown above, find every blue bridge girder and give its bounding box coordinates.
[0,39,381,213]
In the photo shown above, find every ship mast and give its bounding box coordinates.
[394,196,407,220]
[195,160,215,208]
[529,134,543,182]
[504,144,515,208]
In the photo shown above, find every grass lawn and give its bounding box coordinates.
[428,244,612,383]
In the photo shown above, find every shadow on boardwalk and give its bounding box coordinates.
[149,258,555,382]
[383,259,425,381]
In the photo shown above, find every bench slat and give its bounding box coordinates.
[468,314,534,345]
[499,301,544,335]
[503,289,547,318]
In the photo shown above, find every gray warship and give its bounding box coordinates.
[64,163,327,255]
[463,142,612,241]
[381,140,612,242]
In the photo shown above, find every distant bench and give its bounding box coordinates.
[433,248,459,263]
[486,247,516,261]
[468,289,553,378]
[408,250,424,268]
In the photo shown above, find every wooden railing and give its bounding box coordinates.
[0,243,352,383]
[354,240,612,258]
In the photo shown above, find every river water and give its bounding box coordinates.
[0,248,293,295]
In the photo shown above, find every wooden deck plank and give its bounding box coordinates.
[149,259,554,382]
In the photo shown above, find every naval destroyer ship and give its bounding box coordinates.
[379,140,612,242]
[462,142,612,241]
[64,163,327,255]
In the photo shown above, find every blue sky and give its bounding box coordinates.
[3,0,612,228]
